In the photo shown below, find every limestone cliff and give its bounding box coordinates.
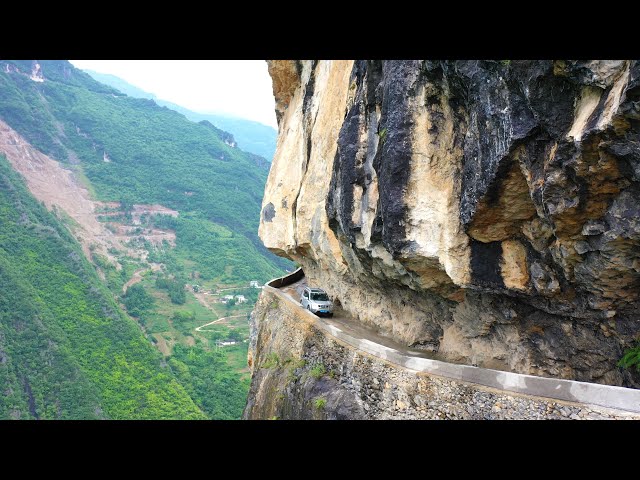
[257,60,640,389]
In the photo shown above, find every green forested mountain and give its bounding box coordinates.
[0,60,286,419]
[0,60,287,284]
[83,69,278,160]
[0,155,204,419]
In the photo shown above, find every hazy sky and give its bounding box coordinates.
[69,60,277,128]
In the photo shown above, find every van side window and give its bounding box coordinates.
[303,291,308,298]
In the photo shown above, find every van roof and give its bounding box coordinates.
[306,287,326,293]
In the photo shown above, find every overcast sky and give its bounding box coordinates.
[69,60,277,128]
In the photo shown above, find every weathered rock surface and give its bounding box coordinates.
[258,60,640,389]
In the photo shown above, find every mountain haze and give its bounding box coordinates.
[0,60,287,282]
[84,69,278,160]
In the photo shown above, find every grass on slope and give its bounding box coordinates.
[0,155,205,419]
[119,256,255,419]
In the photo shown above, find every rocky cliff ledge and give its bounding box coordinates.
[243,285,639,419]
[257,60,640,390]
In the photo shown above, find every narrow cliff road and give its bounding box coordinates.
[280,277,442,362]
[270,274,640,414]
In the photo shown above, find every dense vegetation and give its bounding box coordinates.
[0,60,288,419]
[83,69,277,160]
[0,156,205,419]
[155,276,186,304]
[123,284,156,317]
[0,60,288,285]
[147,213,282,283]
[619,346,640,372]
[125,268,254,419]
[169,344,250,419]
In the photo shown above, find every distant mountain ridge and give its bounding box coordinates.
[84,69,277,160]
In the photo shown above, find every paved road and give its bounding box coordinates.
[280,277,440,360]
[273,275,640,413]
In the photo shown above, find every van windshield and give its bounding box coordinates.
[311,292,329,301]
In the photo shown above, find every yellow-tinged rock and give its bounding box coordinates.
[501,240,529,291]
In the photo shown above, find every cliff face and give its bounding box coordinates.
[259,60,640,387]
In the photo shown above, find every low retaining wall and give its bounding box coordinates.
[266,267,304,289]
[246,269,640,419]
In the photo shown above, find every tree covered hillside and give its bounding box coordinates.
[0,60,286,418]
[0,60,288,285]
[83,69,277,160]
[0,155,204,419]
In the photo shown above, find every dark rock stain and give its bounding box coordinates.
[470,240,504,288]
[262,202,275,223]
[22,376,39,419]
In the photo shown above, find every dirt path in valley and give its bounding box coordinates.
[192,289,219,313]
[152,333,171,356]
[122,263,163,293]
[195,314,248,332]
[191,288,251,334]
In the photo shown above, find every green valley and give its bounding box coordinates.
[0,60,288,419]
[0,155,204,419]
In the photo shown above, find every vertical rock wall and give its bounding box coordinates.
[259,60,640,387]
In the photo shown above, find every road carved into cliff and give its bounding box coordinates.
[280,277,442,360]
[268,273,640,414]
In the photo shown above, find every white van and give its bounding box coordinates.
[300,287,333,317]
